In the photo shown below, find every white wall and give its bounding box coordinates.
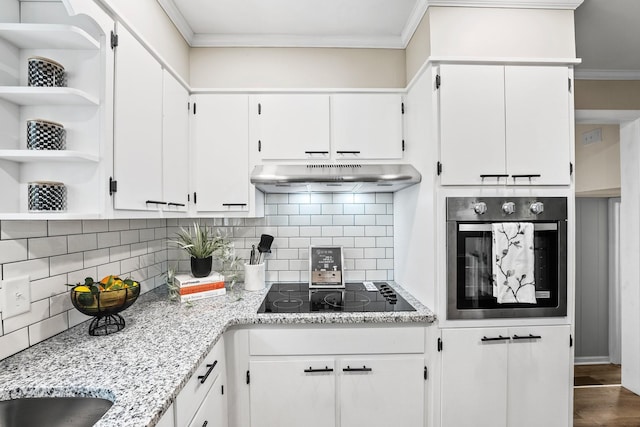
[429,7,576,58]
[190,47,406,88]
[620,118,640,394]
[575,124,621,197]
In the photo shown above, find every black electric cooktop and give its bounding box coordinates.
[257,282,416,313]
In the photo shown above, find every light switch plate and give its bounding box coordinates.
[1,276,31,319]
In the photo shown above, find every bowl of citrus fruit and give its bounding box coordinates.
[69,275,140,335]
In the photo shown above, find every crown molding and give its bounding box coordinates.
[575,69,640,80]
[401,0,429,47]
[424,0,583,9]
[156,0,194,45]
[190,34,405,49]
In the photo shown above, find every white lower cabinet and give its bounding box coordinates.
[176,338,228,427]
[247,326,427,427]
[440,325,571,427]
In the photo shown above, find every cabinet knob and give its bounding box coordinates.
[502,202,516,215]
[473,202,487,215]
[530,202,545,215]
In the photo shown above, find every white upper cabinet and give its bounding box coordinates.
[504,66,571,185]
[191,94,251,213]
[331,94,404,160]
[113,23,163,210]
[252,94,330,160]
[438,63,572,186]
[161,70,190,211]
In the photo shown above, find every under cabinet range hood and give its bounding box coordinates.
[250,164,422,193]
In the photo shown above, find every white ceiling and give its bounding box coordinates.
[157,0,640,79]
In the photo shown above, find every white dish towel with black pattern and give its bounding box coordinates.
[491,222,537,304]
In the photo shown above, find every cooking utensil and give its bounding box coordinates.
[250,244,256,265]
[257,234,274,264]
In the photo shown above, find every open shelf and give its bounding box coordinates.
[0,150,99,163]
[0,23,99,50]
[0,86,99,105]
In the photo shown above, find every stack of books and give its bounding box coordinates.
[173,271,226,302]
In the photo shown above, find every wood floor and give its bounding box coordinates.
[574,364,640,426]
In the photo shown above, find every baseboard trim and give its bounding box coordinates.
[575,356,611,365]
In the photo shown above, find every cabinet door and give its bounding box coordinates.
[339,356,424,427]
[331,94,403,160]
[162,70,189,211]
[156,403,175,427]
[249,358,335,427]
[253,94,330,160]
[192,94,249,212]
[113,24,163,210]
[439,64,506,185]
[440,328,509,427]
[507,325,571,427]
[189,370,228,427]
[505,66,571,185]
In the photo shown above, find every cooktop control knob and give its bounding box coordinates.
[530,201,545,215]
[502,201,516,215]
[473,202,488,215]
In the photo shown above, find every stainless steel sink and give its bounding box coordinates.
[0,396,113,427]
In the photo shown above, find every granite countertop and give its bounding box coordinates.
[0,281,435,427]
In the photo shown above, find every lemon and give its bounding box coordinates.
[74,285,91,292]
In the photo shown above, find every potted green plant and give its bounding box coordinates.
[169,222,223,278]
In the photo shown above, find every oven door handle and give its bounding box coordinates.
[458,223,558,232]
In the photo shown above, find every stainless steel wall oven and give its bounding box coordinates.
[446,197,568,319]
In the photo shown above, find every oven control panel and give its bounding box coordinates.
[446,197,567,222]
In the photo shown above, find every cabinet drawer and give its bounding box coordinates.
[176,337,225,427]
[249,326,425,355]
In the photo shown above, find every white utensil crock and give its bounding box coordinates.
[244,263,265,291]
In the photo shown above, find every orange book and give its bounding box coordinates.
[179,281,225,295]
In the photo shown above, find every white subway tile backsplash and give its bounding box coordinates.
[376,193,393,203]
[343,248,363,259]
[108,219,130,231]
[299,226,321,237]
[309,237,332,246]
[30,275,67,301]
[0,239,27,264]
[310,194,332,204]
[3,299,49,334]
[97,232,120,248]
[289,216,311,226]
[310,215,332,226]
[130,243,148,257]
[68,309,91,328]
[354,237,376,247]
[276,227,300,237]
[84,248,110,268]
[279,270,301,282]
[332,215,354,226]
[365,226,387,237]
[289,194,310,204]
[28,236,67,259]
[332,237,354,247]
[289,259,308,271]
[121,257,140,273]
[364,248,386,259]
[110,245,131,262]
[265,194,288,204]
[322,226,343,237]
[377,259,394,270]
[276,249,298,259]
[0,328,29,360]
[130,219,147,229]
[139,228,155,242]
[321,204,343,215]
[376,215,393,226]
[299,204,321,215]
[68,233,97,253]
[344,204,365,215]
[354,194,375,204]
[28,313,68,346]
[121,230,140,245]
[147,219,166,228]
[267,259,289,270]
[332,193,354,204]
[266,216,289,226]
[278,204,299,215]
[68,267,98,286]
[3,258,50,281]
[376,237,394,247]
[97,262,121,281]
[354,216,376,226]
[82,220,109,233]
[50,253,84,276]
[49,292,73,316]
[366,270,388,281]
[48,220,82,236]
[1,220,47,240]
[343,226,365,237]
[356,259,377,270]
[365,204,387,215]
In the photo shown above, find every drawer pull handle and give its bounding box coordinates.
[167,202,185,207]
[198,360,218,384]
[343,365,372,372]
[336,150,360,155]
[511,174,541,179]
[222,203,247,207]
[304,151,329,155]
[481,335,511,342]
[145,200,167,205]
[304,366,334,373]
[512,334,542,340]
[480,174,509,179]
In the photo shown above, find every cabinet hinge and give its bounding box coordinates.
[402,140,405,152]
[401,102,405,114]
[246,370,250,385]
[109,177,117,195]
[570,162,574,175]
[437,337,443,352]
[110,31,118,49]
[435,74,441,89]
[258,103,261,115]
[187,193,190,202]
[193,102,196,115]
[258,140,262,152]
[193,192,197,204]
[437,161,443,176]
[570,334,573,347]
[221,385,224,395]
[424,366,428,380]
[187,102,190,111]
[568,78,572,92]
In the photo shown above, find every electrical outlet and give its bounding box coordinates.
[582,128,602,145]
[1,276,31,319]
